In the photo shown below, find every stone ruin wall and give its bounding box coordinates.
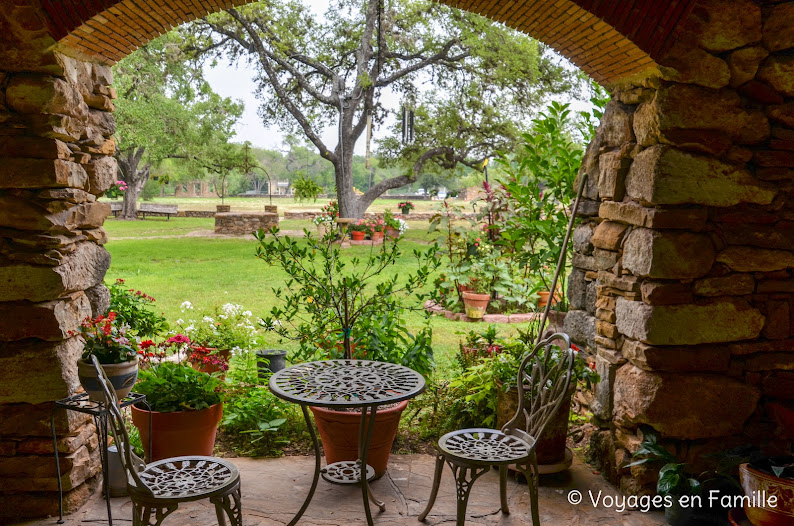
[0,6,116,517]
[214,212,278,236]
[564,0,794,495]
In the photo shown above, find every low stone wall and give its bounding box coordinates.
[214,212,278,235]
[284,211,474,221]
[425,300,567,327]
[178,210,215,218]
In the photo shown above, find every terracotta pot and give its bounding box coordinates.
[310,400,408,478]
[385,227,400,239]
[77,357,138,402]
[537,290,561,308]
[462,291,491,319]
[351,230,366,240]
[372,231,384,240]
[131,403,223,461]
[190,347,231,376]
[496,382,573,465]
[740,463,794,526]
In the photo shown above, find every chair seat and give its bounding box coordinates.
[438,428,532,465]
[135,456,240,500]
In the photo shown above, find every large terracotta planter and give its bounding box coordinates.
[740,463,794,526]
[310,400,408,478]
[537,290,561,308]
[385,227,400,239]
[462,291,491,319]
[351,230,366,241]
[77,357,138,402]
[372,231,384,240]
[496,382,573,465]
[131,403,223,461]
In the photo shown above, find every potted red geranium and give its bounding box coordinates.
[75,312,140,401]
[397,201,414,215]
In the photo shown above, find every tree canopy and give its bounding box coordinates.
[186,0,579,218]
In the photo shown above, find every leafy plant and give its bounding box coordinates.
[398,201,415,213]
[105,180,128,199]
[292,173,322,203]
[629,427,702,498]
[134,361,223,412]
[256,228,440,377]
[221,385,292,455]
[177,302,260,351]
[108,279,168,338]
[312,200,339,226]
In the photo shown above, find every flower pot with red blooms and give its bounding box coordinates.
[74,312,139,401]
[397,201,414,215]
[349,219,370,240]
[188,346,231,376]
[176,302,259,361]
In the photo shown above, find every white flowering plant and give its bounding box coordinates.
[177,302,260,351]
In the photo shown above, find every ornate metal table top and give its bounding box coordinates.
[269,360,426,408]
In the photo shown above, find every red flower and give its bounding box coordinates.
[140,340,155,349]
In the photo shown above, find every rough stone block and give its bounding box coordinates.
[763,300,790,340]
[592,221,629,251]
[0,158,88,190]
[0,241,110,302]
[563,309,596,350]
[626,145,776,207]
[596,100,635,148]
[0,136,70,159]
[86,108,115,137]
[613,364,760,439]
[84,283,109,317]
[623,228,715,279]
[640,281,694,305]
[622,339,731,372]
[762,372,794,400]
[573,222,595,256]
[729,46,769,87]
[0,292,90,341]
[598,271,640,293]
[567,268,587,311]
[17,421,95,455]
[596,308,616,323]
[586,280,598,314]
[615,297,765,345]
[739,80,785,105]
[6,75,88,119]
[597,320,619,339]
[720,221,794,250]
[0,337,83,404]
[84,156,116,196]
[598,146,631,200]
[694,274,755,296]
[599,200,707,230]
[0,445,98,492]
[572,250,618,272]
[769,103,794,128]
[758,56,794,98]
[691,0,761,52]
[746,353,794,371]
[763,2,794,52]
[482,314,509,324]
[590,356,618,420]
[716,246,794,272]
[758,280,794,293]
[0,198,109,233]
[81,92,113,111]
[27,113,85,142]
[754,150,794,168]
[658,42,730,89]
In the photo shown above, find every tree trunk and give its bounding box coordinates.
[335,151,360,219]
[116,147,150,220]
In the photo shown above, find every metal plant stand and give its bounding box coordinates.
[50,392,149,525]
[269,360,426,526]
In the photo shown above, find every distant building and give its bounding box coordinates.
[174,180,215,197]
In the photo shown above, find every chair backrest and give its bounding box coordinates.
[90,355,153,496]
[501,332,575,441]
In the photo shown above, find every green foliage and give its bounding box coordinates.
[255,228,441,378]
[629,427,701,497]
[221,385,292,455]
[291,173,323,203]
[108,279,168,338]
[134,361,223,412]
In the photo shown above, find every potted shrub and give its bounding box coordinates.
[131,336,225,461]
[256,227,439,477]
[397,201,414,215]
[107,278,168,339]
[383,210,402,239]
[370,218,385,240]
[177,302,259,375]
[349,219,370,240]
[75,311,140,401]
[740,452,794,525]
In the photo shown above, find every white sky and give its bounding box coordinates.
[202,0,592,155]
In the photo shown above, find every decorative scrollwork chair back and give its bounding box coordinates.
[501,332,576,443]
[91,355,153,495]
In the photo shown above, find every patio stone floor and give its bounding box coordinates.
[23,453,666,525]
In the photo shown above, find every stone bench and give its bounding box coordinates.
[137,203,178,220]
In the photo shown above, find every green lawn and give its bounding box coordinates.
[104,219,469,376]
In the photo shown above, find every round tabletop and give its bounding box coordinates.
[268,360,426,408]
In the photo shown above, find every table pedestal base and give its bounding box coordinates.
[322,461,376,484]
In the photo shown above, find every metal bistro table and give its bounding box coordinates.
[50,392,150,525]
[269,359,426,526]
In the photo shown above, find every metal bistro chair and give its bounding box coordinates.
[418,332,575,526]
[90,355,243,526]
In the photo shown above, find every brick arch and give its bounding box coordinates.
[42,0,696,87]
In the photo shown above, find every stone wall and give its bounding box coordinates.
[215,212,278,236]
[0,29,113,518]
[565,0,794,494]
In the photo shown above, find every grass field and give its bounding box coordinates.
[102,215,495,376]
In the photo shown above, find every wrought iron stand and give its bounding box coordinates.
[50,392,149,525]
[269,360,426,526]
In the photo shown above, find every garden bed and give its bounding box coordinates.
[424,300,567,326]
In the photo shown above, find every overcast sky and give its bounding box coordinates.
[201,0,592,156]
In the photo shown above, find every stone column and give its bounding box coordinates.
[566,0,794,494]
[0,7,116,515]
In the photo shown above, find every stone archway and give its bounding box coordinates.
[2,0,794,520]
